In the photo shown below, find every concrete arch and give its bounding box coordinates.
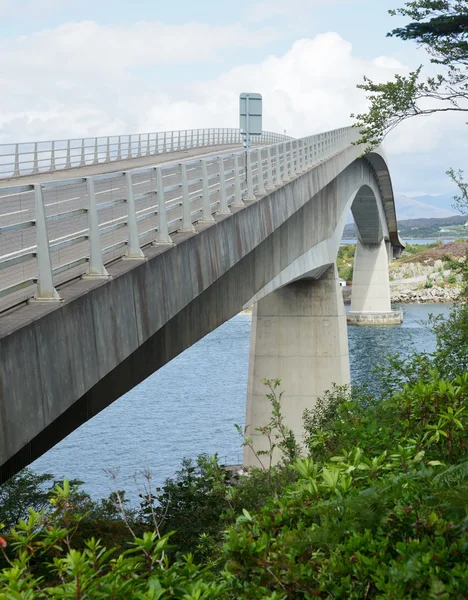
[247,157,391,304]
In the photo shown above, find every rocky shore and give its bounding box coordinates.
[342,251,465,304]
[342,285,460,304]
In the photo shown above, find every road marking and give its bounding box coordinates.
[0,190,34,199]
[0,208,29,218]
[45,196,80,207]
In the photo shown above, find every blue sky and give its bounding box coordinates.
[0,0,466,204]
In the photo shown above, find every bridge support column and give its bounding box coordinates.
[244,266,350,467]
[347,239,402,325]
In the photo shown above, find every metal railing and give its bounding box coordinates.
[0,128,291,179]
[0,127,359,313]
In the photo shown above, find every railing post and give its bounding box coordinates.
[190,130,194,148]
[256,148,267,196]
[217,156,231,215]
[197,130,200,147]
[170,132,174,152]
[274,144,282,186]
[296,140,303,174]
[124,171,145,260]
[65,140,71,169]
[180,163,196,233]
[307,138,314,169]
[80,138,85,166]
[105,137,111,162]
[154,167,173,245]
[296,140,304,174]
[13,143,20,176]
[137,134,142,158]
[50,141,56,171]
[282,143,291,182]
[33,184,61,301]
[163,132,167,152]
[146,133,151,156]
[245,149,256,201]
[84,177,110,278]
[200,159,215,222]
[33,142,39,174]
[289,140,296,178]
[232,154,244,208]
[93,138,99,164]
[265,146,275,191]
[117,136,122,160]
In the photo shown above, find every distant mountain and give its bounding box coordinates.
[343,215,468,239]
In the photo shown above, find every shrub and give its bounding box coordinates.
[222,372,468,599]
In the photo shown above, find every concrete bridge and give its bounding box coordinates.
[0,126,403,481]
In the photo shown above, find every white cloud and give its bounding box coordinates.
[144,34,407,136]
[0,21,465,195]
[0,25,407,141]
[0,20,278,73]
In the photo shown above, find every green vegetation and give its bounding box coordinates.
[352,0,468,153]
[352,0,467,219]
[1,6,467,594]
[344,217,468,241]
[2,278,468,597]
[400,240,442,257]
[2,367,468,597]
[337,243,355,280]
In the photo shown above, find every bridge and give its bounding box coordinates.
[0,125,403,480]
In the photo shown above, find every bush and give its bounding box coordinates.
[424,278,433,288]
[0,481,224,598]
[222,372,468,599]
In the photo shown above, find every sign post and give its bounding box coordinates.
[240,92,262,182]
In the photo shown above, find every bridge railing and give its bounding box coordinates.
[0,129,291,179]
[0,126,359,313]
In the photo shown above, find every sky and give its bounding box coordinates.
[0,0,466,201]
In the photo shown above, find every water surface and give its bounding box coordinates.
[32,303,452,501]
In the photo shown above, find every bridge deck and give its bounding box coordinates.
[2,144,242,185]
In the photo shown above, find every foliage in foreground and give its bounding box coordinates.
[1,366,468,598]
[2,230,468,597]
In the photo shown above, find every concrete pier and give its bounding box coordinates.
[244,266,350,467]
[347,239,402,325]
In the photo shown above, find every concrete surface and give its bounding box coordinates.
[244,266,350,467]
[0,142,402,481]
[348,239,403,325]
[1,145,242,186]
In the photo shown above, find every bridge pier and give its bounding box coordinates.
[244,265,350,467]
[347,239,402,325]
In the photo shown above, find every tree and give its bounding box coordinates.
[352,1,468,151]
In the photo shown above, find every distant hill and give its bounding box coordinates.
[343,215,468,240]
